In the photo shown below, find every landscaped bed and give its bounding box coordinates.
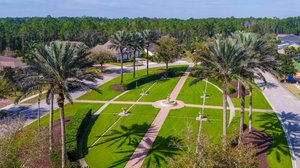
[84,104,160,168]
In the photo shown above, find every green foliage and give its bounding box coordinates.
[277,54,296,78]
[154,35,181,68]
[66,109,92,161]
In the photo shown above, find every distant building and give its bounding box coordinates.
[0,56,25,70]
[277,34,300,54]
[91,41,146,62]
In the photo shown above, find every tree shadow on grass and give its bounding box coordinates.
[92,123,154,149]
[81,115,99,156]
[255,112,300,162]
[107,135,182,168]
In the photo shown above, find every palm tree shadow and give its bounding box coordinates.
[91,123,153,149]
[108,135,182,168]
[256,112,300,161]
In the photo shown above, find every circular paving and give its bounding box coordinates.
[152,100,185,109]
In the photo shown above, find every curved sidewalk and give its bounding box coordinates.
[258,72,300,168]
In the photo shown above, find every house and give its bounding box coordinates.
[0,56,25,70]
[91,41,142,62]
[277,34,300,54]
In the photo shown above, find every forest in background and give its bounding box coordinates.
[0,16,300,55]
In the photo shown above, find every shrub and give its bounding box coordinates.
[66,109,92,161]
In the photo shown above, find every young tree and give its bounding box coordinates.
[277,54,296,82]
[155,35,181,70]
[191,35,247,144]
[142,30,158,76]
[89,48,114,72]
[109,31,130,84]
[17,42,102,167]
[0,77,12,99]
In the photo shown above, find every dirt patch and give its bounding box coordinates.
[243,128,272,168]
[110,84,125,92]
[229,81,249,98]
[39,116,72,168]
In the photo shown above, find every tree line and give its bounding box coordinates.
[1,16,300,55]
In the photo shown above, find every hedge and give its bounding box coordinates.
[66,109,92,161]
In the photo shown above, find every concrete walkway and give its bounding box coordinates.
[125,66,192,168]
[257,72,300,168]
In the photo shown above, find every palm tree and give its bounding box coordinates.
[142,30,158,76]
[109,31,130,84]
[129,32,144,78]
[191,35,247,144]
[232,32,279,134]
[17,42,102,167]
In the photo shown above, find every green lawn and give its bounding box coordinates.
[28,103,103,129]
[78,65,188,101]
[143,107,291,168]
[84,104,160,168]
[177,78,223,106]
[116,78,180,102]
[233,111,292,168]
[231,88,272,109]
[143,107,231,167]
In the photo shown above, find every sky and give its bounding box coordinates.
[0,0,299,19]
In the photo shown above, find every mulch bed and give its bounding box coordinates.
[229,81,249,98]
[0,98,13,108]
[243,128,273,168]
[110,84,125,92]
[38,116,72,168]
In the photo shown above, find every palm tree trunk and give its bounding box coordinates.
[38,97,41,133]
[239,84,246,143]
[49,92,54,153]
[221,78,228,145]
[146,47,149,76]
[166,62,168,71]
[120,49,124,84]
[133,49,136,78]
[249,85,253,132]
[57,91,66,168]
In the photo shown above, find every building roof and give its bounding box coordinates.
[278,34,300,43]
[90,41,119,55]
[0,56,25,70]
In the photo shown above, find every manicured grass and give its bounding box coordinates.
[143,107,231,167]
[177,78,223,106]
[109,61,144,67]
[84,104,160,168]
[231,88,272,109]
[29,103,103,128]
[78,65,188,101]
[116,78,180,102]
[233,111,292,168]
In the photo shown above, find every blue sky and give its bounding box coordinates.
[0,0,299,18]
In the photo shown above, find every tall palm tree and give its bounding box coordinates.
[129,32,144,78]
[17,42,102,167]
[142,30,158,76]
[233,31,279,134]
[109,31,130,84]
[191,35,247,144]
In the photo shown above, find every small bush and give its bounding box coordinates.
[66,109,92,161]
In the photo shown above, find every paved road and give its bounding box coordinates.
[257,72,300,168]
[1,62,188,126]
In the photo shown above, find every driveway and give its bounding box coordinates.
[257,72,300,168]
